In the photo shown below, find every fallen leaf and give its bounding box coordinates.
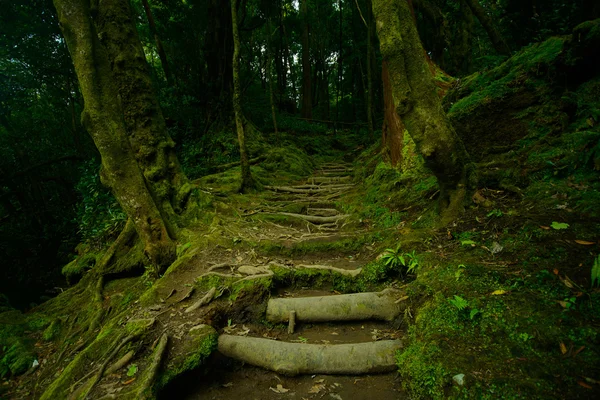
[540,226,551,230]
[123,378,136,385]
[491,290,507,295]
[560,342,567,354]
[558,301,568,308]
[269,384,290,394]
[574,240,595,245]
[578,381,592,389]
[553,269,559,275]
[584,376,599,384]
[329,394,343,400]
[308,383,326,394]
[222,382,233,388]
[551,221,569,230]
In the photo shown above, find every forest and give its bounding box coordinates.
[0,0,599,398]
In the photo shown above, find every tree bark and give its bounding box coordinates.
[53,0,175,272]
[300,0,312,119]
[94,0,191,223]
[231,0,255,192]
[372,0,473,223]
[464,0,511,56]
[140,0,174,85]
[381,60,405,167]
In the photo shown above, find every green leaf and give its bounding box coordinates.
[127,364,138,377]
[469,309,481,320]
[592,255,600,288]
[551,221,569,230]
[460,240,477,246]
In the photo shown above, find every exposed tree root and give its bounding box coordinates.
[137,333,169,399]
[185,287,217,313]
[218,335,402,375]
[267,288,404,322]
[262,212,349,224]
[294,264,362,277]
[264,185,351,194]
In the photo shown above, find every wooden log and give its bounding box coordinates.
[218,335,402,375]
[267,289,402,323]
[288,311,296,334]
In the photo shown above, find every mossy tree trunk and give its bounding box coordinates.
[53,0,175,272]
[372,0,473,223]
[231,0,255,193]
[464,0,511,56]
[94,0,191,228]
[300,0,312,119]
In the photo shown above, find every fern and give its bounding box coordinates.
[449,295,469,311]
[592,255,600,288]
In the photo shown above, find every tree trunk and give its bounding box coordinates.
[231,0,255,193]
[53,0,176,272]
[140,0,174,85]
[372,0,473,223]
[300,0,312,119]
[366,0,375,139]
[94,0,191,224]
[450,0,474,75]
[381,61,404,167]
[464,0,511,56]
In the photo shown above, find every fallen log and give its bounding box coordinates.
[266,288,402,323]
[294,264,362,277]
[218,335,401,375]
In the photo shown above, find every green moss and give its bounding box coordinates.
[396,341,448,399]
[157,325,218,388]
[42,319,62,341]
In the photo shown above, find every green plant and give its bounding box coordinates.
[592,255,600,287]
[448,295,481,320]
[551,221,569,230]
[455,264,467,281]
[127,364,138,377]
[486,209,503,218]
[381,246,420,275]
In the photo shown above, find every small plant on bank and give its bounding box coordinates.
[592,255,600,288]
[448,295,481,320]
[381,246,420,275]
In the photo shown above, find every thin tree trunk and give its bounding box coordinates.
[354,0,374,138]
[94,0,191,223]
[267,17,279,135]
[336,0,342,133]
[464,0,511,55]
[366,0,375,139]
[300,0,312,119]
[66,77,83,155]
[372,0,474,224]
[140,0,174,85]
[231,0,255,192]
[53,0,176,272]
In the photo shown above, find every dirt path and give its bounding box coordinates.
[158,162,407,399]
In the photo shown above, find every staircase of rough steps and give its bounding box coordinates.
[200,163,405,398]
[262,162,356,237]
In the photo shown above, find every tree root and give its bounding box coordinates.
[137,333,169,399]
[218,335,401,375]
[264,185,351,194]
[261,212,349,224]
[184,287,217,313]
[68,334,139,400]
[295,264,362,277]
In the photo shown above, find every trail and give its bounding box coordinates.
[162,162,406,400]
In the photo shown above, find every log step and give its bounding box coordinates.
[218,335,402,376]
[266,288,403,322]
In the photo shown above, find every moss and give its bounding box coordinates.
[42,319,62,341]
[62,253,98,284]
[396,341,448,399]
[157,325,218,388]
[0,341,35,378]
